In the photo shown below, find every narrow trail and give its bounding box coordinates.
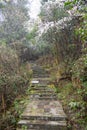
[17,63,67,130]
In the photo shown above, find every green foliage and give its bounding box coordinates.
[0,45,19,74]
[0,0,29,44]
[0,44,32,117]
[13,97,28,117]
[57,82,73,100]
[64,0,78,9]
[65,0,87,9]
[72,54,87,79]
[0,2,5,8]
[22,125,28,130]
[0,95,29,130]
[69,101,81,110]
[57,80,87,128]
[26,25,38,41]
[40,1,69,22]
[0,39,7,45]
[65,0,87,43]
[75,15,87,42]
[39,0,82,78]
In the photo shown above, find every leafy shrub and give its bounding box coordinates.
[69,101,83,110]
[0,45,32,113]
[72,53,87,89]
[0,45,19,74]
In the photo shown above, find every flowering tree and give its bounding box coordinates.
[39,0,82,76]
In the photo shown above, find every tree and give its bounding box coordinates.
[39,0,82,76]
[0,0,29,44]
[64,0,87,78]
[40,1,68,22]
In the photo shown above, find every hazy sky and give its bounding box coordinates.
[30,0,41,19]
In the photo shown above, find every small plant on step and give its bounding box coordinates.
[22,125,28,130]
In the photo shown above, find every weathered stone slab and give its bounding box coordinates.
[18,120,67,130]
[21,100,66,120]
[31,80,39,84]
[29,93,56,96]
[30,96,57,100]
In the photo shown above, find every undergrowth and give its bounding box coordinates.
[56,81,87,130]
[0,45,32,130]
[0,88,31,130]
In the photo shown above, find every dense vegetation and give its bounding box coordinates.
[0,0,32,129]
[38,0,87,129]
[0,0,87,129]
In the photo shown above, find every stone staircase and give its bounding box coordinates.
[32,63,49,78]
[17,64,67,130]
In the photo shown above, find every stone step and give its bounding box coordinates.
[29,93,57,98]
[21,115,66,121]
[21,100,66,121]
[16,128,37,130]
[33,73,48,75]
[32,84,47,87]
[33,70,46,72]
[31,78,51,85]
[32,72,49,75]
[30,88,51,91]
[33,75,48,77]
[31,78,51,81]
[31,85,48,87]
[18,120,67,130]
[33,72,48,75]
[29,93,56,96]
[33,76,49,78]
[31,82,49,84]
[30,89,53,92]
[33,74,49,77]
[30,88,55,94]
[30,96,57,100]
[30,90,54,94]
[30,86,49,89]
[31,81,50,86]
[32,68,45,71]
[30,86,52,90]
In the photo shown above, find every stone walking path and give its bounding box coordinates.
[17,63,67,130]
